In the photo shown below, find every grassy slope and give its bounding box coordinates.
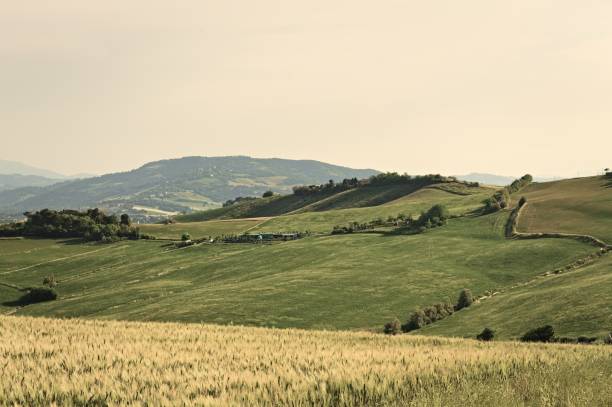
[0,212,596,331]
[420,253,612,339]
[2,315,611,406]
[417,176,612,339]
[138,218,267,240]
[515,176,612,243]
[253,185,493,233]
[177,182,493,224]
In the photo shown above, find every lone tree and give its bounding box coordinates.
[456,288,474,310]
[181,233,191,242]
[476,327,495,341]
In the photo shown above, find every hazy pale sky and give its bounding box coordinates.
[1,1,611,177]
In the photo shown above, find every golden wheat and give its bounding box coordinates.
[0,316,610,406]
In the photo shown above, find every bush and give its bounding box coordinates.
[181,233,191,242]
[521,325,555,342]
[383,318,401,335]
[18,287,58,305]
[577,336,597,344]
[476,328,494,341]
[603,333,612,345]
[455,289,473,311]
[262,190,274,198]
[519,196,527,207]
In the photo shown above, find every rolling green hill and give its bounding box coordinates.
[253,184,493,233]
[419,253,611,339]
[0,212,596,331]
[513,176,612,243]
[0,176,609,341]
[177,181,491,224]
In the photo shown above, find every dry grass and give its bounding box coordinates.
[1,316,610,406]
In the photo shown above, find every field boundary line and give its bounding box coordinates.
[0,243,127,275]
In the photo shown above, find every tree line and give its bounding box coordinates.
[0,208,149,242]
[293,173,478,197]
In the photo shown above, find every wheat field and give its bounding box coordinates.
[1,316,610,406]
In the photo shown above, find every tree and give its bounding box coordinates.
[456,288,473,310]
[262,190,274,198]
[476,328,494,341]
[181,233,191,242]
[120,214,131,226]
[383,318,401,335]
[521,325,555,342]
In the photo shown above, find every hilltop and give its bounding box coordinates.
[0,156,378,218]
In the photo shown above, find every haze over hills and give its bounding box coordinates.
[0,159,69,179]
[0,156,378,217]
[0,174,61,192]
[456,173,562,186]
[0,159,97,192]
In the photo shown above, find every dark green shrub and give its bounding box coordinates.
[577,336,597,344]
[181,233,191,242]
[519,196,527,206]
[603,333,612,344]
[476,328,494,341]
[19,287,58,304]
[262,190,274,198]
[521,325,555,342]
[455,289,473,311]
[383,318,401,335]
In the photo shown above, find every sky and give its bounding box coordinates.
[1,1,611,177]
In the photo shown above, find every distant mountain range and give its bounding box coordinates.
[0,159,96,191]
[0,156,379,217]
[456,173,562,186]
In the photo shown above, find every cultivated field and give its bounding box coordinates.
[515,176,612,243]
[1,316,610,406]
[0,212,597,333]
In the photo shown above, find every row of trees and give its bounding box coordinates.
[332,204,451,235]
[0,209,145,242]
[293,173,475,197]
[384,289,474,334]
[483,174,533,213]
